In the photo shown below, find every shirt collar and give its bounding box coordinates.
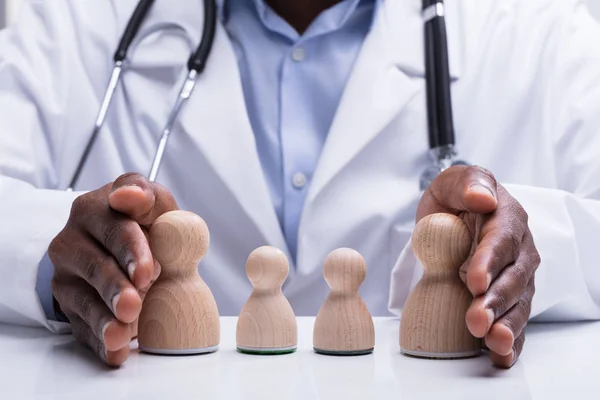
[219,0,382,39]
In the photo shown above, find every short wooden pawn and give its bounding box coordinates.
[138,210,220,355]
[236,246,298,355]
[400,213,482,359]
[313,248,375,356]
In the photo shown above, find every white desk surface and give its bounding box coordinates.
[1,317,599,400]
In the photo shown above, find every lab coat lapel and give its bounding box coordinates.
[306,0,462,203]
[175,22,290,259]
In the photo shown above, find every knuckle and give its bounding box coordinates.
[531,249,541,269]
[48,234,68,264]
[75,291,95,321]
[494,294,509,316]
[509,233,522,261]
[489,285,509,315]
[71,194,93,216]
[505,200,528,225]
[528,280,537,299]
[492,230,520,264]
[117,245,135,270]
[103,221,124,248]
[513,264,530,291]
[81,255,106,283]
[517,297,532,318]
[100,274,122,305]
[517,204,529,224]
[488,245,507,271]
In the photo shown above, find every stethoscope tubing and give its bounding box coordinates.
[68,0,455,192]
[423,0,455,150]
[67,0,156,191]
[68,0,217,190]
[149,0,218,182]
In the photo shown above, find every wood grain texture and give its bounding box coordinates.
[236,246,297,350]
[400,213,482,358]
[138,210,220,353]
[313,248,375,354]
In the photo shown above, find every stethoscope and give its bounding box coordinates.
[419,0,468,190]
[67,0,217,191]
[66,0,465,192]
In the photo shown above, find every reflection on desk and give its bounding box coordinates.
[1,317,599,400]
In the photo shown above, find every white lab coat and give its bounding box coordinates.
[1,0,599,334]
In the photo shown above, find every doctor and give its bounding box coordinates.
[0,0,599,369]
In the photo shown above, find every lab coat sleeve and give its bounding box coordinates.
[0,1,114,332]
[389,0,600,322]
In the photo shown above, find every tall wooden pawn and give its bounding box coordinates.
[313,248,375,356]
[236,246,298,355]
[138,210,220,355]
[400,213,482,359]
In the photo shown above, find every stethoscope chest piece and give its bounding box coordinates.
[418,144,469,191]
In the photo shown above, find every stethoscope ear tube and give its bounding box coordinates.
[188,0,218,73]
[113,0,156,63]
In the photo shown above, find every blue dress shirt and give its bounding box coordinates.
[37,0,377,320]
[224,0,376,261]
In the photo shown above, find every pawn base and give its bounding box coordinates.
[139,344,219,356]
[236,345,297,355]
[314,347,374,356]
[400,348,481,360]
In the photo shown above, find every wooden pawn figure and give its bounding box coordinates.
[236,246,298,355]
[313,248,375,356]
[400,213,482,359]
[138,210,220,355]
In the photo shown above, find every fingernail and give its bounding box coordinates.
[486,309,495,328]
[112,184,143,194]
[112,293,121,315]
[509,350,516,366]
[102,321,111,341]
[127,262,136,281]
[101,321,111,361]
[469,184,495,198]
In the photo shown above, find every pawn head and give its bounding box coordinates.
[411,213,472,274]
[149,210,210,276]
[323,248,366,294]
[246,246,289,290]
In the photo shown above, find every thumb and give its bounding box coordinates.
[108,173,179,226]
[417,166,498,221]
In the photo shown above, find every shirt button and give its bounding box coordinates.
[292,173,307,189]
[291,47,306,62]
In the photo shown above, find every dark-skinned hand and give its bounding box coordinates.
[48,173,179,367]
[417,165,540,368]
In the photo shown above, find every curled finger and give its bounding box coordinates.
[68,313,130,368]
[490,330,526,369]
[52,279,132,352]
[485,279,535,357]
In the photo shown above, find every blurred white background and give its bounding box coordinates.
[587,0,600,18]
[1,0,600,27]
